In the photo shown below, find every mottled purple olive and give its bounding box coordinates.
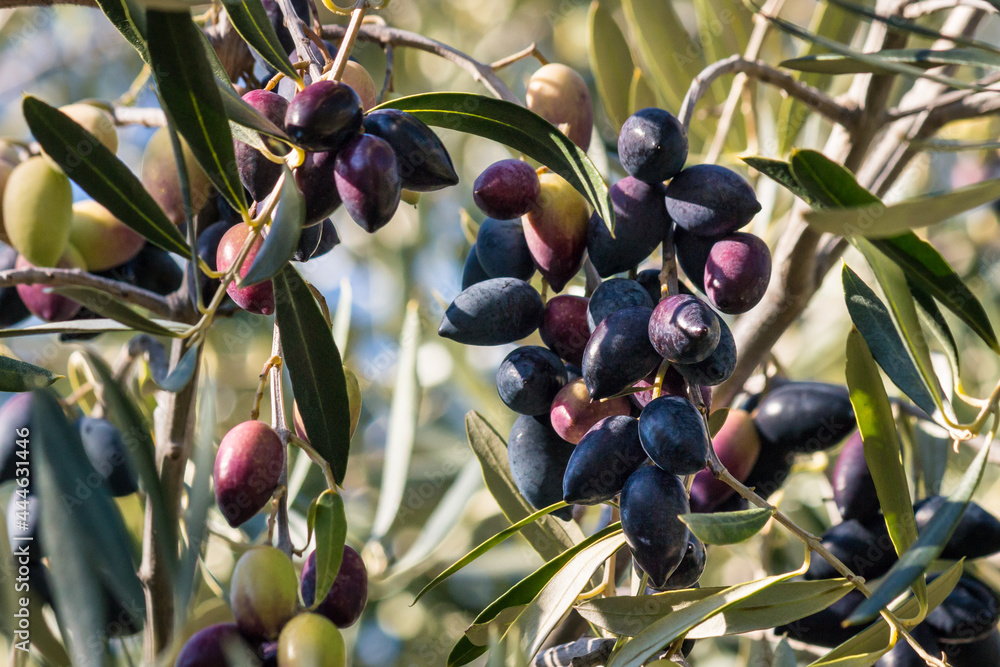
[213,420,284,527]
[638,395,710,476]
[334,134,401,233]
[216,224,275,315]
[362,109,458,192]
[664,164,761,238]
[704,232,772,314]
[618,108,688,184]
[294,150,341,225]
[620,465,690,589]
[549,379,631,444]
[689,410,760,513]
[15,251,84,322]
[300,546,368,628]
[236,90,288,202]
[523,171,590,293]
[231,546,298,640]
[648,294,721,364]
[562,415,646,505]
[473,160,541,220]
[284,80,363,152]
[539,294,591,367]
[526,64,593,151]
[277,613,346,667]
[587,177,669,278]
[438,277,544,346]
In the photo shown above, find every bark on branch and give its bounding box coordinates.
[0,267,176,319]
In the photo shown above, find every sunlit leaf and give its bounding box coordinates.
[782,48,1000,74]
[310,490,347,609]
[223,0,301,81]
[0,356,61,392]
[588,1,633,132]
[0,319,187,338]
[51,286,180,337]
[680,507,773,545]
[743,156,823,207]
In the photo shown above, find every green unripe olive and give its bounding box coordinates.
[526,64,594,151]
[141,127,212,226]
[0,160,13,244]
[277,613,346,667]
[2,156,73,267]
[43,103,118,168]
[230,546,299,640]
[69,200,145,271]
[340,61,378,112]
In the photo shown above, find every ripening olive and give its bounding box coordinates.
[141,128,212,226]
[3,156,73,267]
[216,223,275,315]
[15,250,84,321]
[341,61,378,111]
[300,546,368,628]
[522,171,590,293]
[526,64,593,150]
[214,420,284,527]
[231,546,299,640]
[277,613,346,667]
[68,200,145,271]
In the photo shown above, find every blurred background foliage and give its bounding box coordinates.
[3,0,1000,664]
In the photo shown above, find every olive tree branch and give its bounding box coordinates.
[269,323,294,557]
[276,0,322,82]
[678,56,859,132]
[0,267,177,319]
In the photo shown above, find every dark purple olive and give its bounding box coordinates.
[196,220,233,306]
[653,534,706,590]
[473,159,540,219]
[235,90,288,201]
[581,306,661,400]
[0,242,30,327]
[300,546,368,628]
[753,381,856,457]
[776,590,865,647]
[79,417,137,497]
[639,395,710,476]
[176,623,253,667]
[674,227,717,294]
[620,465,690,589]
[943,630,1000,667]
[362,109,458,191]
[648,294,721,364]
[214,421,284,527]
[673,317,736,387]
[539,294,591,367]
[475,218,535,281]
[562,415,646,505]
[496,345,568,415]
[805,518,897,581]
[914,496,1000,560]
[508,414,576,520]
[665,164,761,238]
[618,108,688,184]
[438,277,544,346]
[294,150,342,225]
[292,218,339,262]
[461,244,490,289]
[832,431,879,523]
[334,134,401,233]
[925,575,1000,644]
[704,232,771,314]
[587,278,654,332]
[587,177,669,278]
[284,81,363,152]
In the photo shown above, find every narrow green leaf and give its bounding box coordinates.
[509,531,626,658]
[846,438,991,624]
[909,283,962,395]
[242,168,304,287]
[465,411,582,561]
[146,11,247,213]
[782,48,1000,74]
[415,501,570,604]
[803,179,1000,239]
[149,342,200,393]
[577,579,854,638]
[0,318,187,338]
[310,490,347,609]
[217,79,292,143]
[680,507,773,545]
[377,93,613,231]
[21,96,189,257]
[843,265,936,416]
[81,350,178,576]
[588,1,633,132]
[50,286,180,337]
[95,0,149,61]
[274,265,351,484]
[627,68,658,117]
[708,407,730,437]
[790,149,880,208]
[0,356,61,392]
[773,638,797,667]
[845,327,924,607]
[223,0,301,81]
[447,524,621,666]
[743,156,823,207]
[607,570,802,666]
[812,560,963,665]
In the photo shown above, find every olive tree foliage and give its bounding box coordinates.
[0,0,999,665]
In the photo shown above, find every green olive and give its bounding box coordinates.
[2,156,73,267]
[230,546,299,640]
[69,200,145,271]
[277,613,346,667]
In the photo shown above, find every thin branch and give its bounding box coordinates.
[269,323,294,556]
[276,0,321,82]
[490,42,548,70]
[329,1,367,82]
[887,72,1000,121]
[322,23,520,104]
[0,0,95,6]
[678,56,858,132]
[904,0,997,17]
[0,267,177,319]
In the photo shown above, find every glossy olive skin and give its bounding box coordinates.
[3,157,73,267]
[689,410,760,513]
[79,417,138,497]
[664,165,761,238]
[620,465,690,589]
[587,278,655,332]
[284,81,363,152]
[914,496,1000,560]
[294,150,342,225]
[508,414,576,520]
[639,396,710,476]
[925,575,1000,644]
[588,178,669,278]
[292,218,340,262]
[475,218,535,281]
[562,415,646,505]
[334,134,401,233]
[654,535,706,591]
[461,244,490,290]
[831,431,879,523]
[141,128,212,227]
[362,109,458,192]
[496,345,568,415]
[805,519,896,581]
[523,171,590,292]
[581,306,661,400]
[539,294,591,367]
[704,232,772,314]
[672,316,736,387]
[231,546,299,640]
[213,421,285,527]
[277,613,346,667]
[15,252,83,322]
[618,108,688,184]
[438,277,544,346]
[776,589,865,648]
[526,64,593,150]
[216,223,275,315]
[875,625,941,667]
[341,61,378,111]
[300,546,368,628]
[175,622,253,667]
[753,382,856,458]
[550,379,632,444]
[68,200,145,271]
[943,629,1000,667]
[473,160,540,219]
[0,242,30,327]
[236,90,288,201]
[648,294,721,364]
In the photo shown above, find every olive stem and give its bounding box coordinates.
[269,323,295,557]
[327,1,368,83]
[288,433,338,490]
[489,42,548,70]
[275,0,321,82]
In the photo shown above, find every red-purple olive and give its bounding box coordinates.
[334,134,401,233]
[216,224,275,315]
[550,379,631,444]
[522,171,590,292]
[689,410,760,512]
[473,160,541,219]
[14,251,83,322]
[300,546,368,628]
[236,90,288,202]
[703,232,772,314]
[214,420,284,527]
[539,294,591,367]
[284,81,363,152]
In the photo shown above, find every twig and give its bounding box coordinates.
[0,0,95,6]
[322,23,520,103]
[904,0,997,17]
[490,42,548,70]
[328,1,367,82]
[678,56,858,133]
[269,322,294,557]
[379,43,394,103]
[275,0,321,82]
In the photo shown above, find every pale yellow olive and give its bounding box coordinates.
[2,156,73,267]
[340,61,378,112]
[41,103,118,169]
[277,613,346,667]
[526,63,594,151]
[69,200,145,271]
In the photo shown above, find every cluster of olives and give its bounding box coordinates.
[439,95,772,588]
[0,393,142,633]
[175,543,367,667]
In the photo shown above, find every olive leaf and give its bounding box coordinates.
[310,490,347,610]
[680,507,773,545]
[0,356,62,392]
